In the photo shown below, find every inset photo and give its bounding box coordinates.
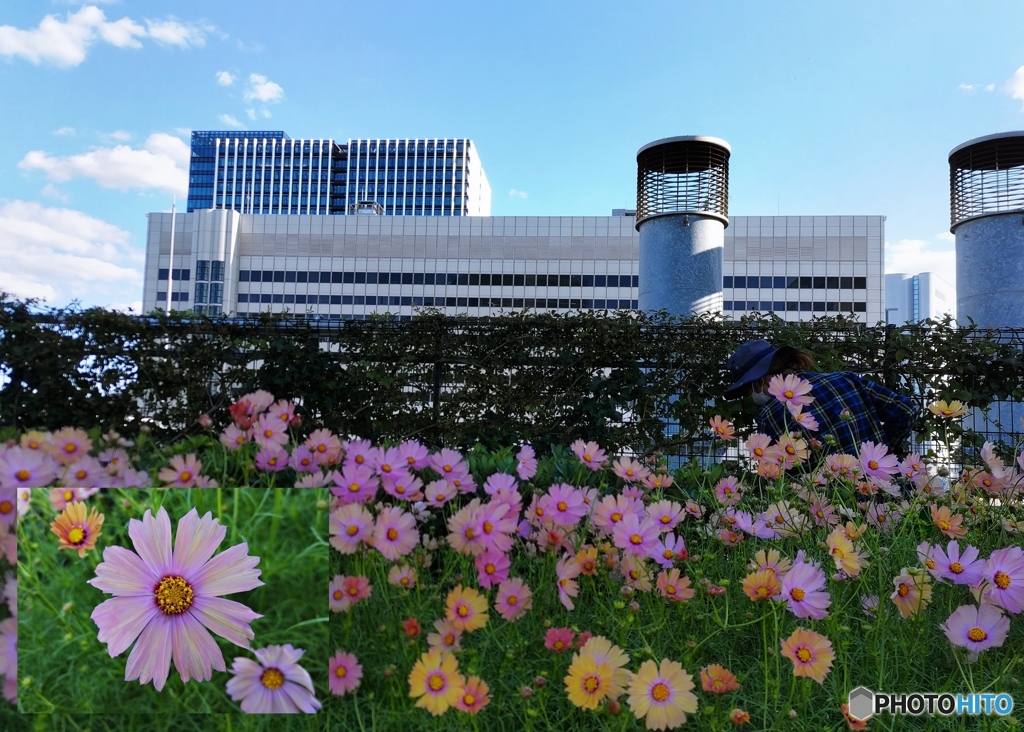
[17,487,328,714]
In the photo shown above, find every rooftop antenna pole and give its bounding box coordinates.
[165,195,176,314]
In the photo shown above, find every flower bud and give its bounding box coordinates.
[608,699,622,715]
[520,686,534,699]
[533,675,547,687]
[628,600,640,613]
[198,414,212,429]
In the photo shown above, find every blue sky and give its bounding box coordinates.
[2,0,1023,311]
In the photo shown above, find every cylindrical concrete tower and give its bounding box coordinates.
[950,131,1024,327]
[636,136,730,316]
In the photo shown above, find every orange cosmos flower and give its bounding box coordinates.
[50,501,104,558]
[699,664,740,694]
[408,650,464,716]
[454,675,490,714]
[780,627,834,684]
[742,568,782,601]
[709,416,736,442]
[930,504,968,539]
[730,708,751,725]
[444,585,489,633]
[890,567,932,618]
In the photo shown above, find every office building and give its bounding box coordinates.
[186,132,491,217]
[142,210,885,323]
[884,272,956,325]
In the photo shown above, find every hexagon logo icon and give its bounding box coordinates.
[848,686,874,721]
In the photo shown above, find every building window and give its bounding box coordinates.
[211,261,225,282]
[196,260,210,281]
[194,283,208,304]
[210,284,223,305]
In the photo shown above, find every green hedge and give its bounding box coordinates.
[2,295,1023,456]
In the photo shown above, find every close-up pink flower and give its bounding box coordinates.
[931,541,986,586]
[983,546,1024,614]
[329,503,375,554]
[570,439,607,471]
[495,577,532,621]
[329,651,362,696]
[88,507,263,691]
[515,444,538,480]
[778,558,831,619]
[941,603,1010,655]
[858,441,899,481]
[226,644,321,713]
[157,454,204,488]
[767,373,814,411]
[331,463,379,505]
[373,506,419,561]
[0,446,59,488]
[612,512,660,557]
[544,627,576,652]
[252,413,290,450]
[539,483,588,528]
[60,456,107,488]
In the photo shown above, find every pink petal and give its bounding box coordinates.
[285,663,317,695]
[171,612,226,684]
[281,681,321,713]
[189,543,263,596]
[241,685,276,713]
[190,595,261,648]
[172,509,226,573]
[229,656,264,679]
[92,596,160,657]
[125,615,172,691]
[89,546,159,596]
[130,507,174,577]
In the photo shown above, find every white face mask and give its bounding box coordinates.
[751,391,770,406]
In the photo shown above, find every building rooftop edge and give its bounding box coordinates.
[637,136,732,156]
[948,130,1024,159]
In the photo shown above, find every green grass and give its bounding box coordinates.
[16,487,328,715]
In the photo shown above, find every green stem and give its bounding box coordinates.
[268,487,284,553]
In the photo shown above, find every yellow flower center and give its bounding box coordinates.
[396,485,406,494]
[263,429,274,439]
[898,583,910,597]
[406,455,415,464]
[939,519,951,531]
[464,528,475,539]
[583,453,592,462]
[346,525,359,536]
[535,507,545,516]
[381,463,391,473]
[485,563,496,575]
[995,571,1012,590]
[660,515,670,524]
[783,389,795,399]
[507,594,519,606]
[712,679,724,691]
[949,562,964,574]
[386,528,399,541]
[630,533,643,545]
[435,493,446,502]
[401,577,410,586]
[75,469,87,480]
[651,682,671,702]
[67,527,85,545]
[15,469,30,481]
[790,587,806,601]
[443,464,452,473]
[463,693,477,706]
[868,460,879,470]
[611,512,622,522]
[348,482,360,493]
[155,576,194,615]
[666,584,677,595]
[63,442,77,454]
[317,444,327,453]
[428,673,446,692]
[335,665,347,678]
[356,455,365,464]
[796,647,812,663]
[663,550,673,559]
[967,627,988,642]
[557,501,568,512]
[583,676,600,693]
[483,521,494,534]
[260,668,284,689]
[926,559,935,570]
[756,586,770,598]
[785,445,796,456]
[457,604,470,618]
[626,469,635,477]
[444,633,455,645]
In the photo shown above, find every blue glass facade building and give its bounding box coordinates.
[186,132,491,217]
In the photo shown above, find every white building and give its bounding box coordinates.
[884,272,956,325]
[143,210,885,323]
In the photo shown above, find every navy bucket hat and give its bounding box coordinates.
[724,339,795,398]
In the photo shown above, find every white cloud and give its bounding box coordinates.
[144,18,212,48]
[246,108,257,121]
[40,183,69,202]
[18,132,189,196]
[936,231,955,243]
[53,126,76,136]
[0,6,213,67]
[173,127,192,138]
[986,83,995,92]
[215,70,236,86]
[1005,66,1024,108]
[261,108,272,119]
[108,130,131,141]
[243,73,283,103]
[957,83,978,92]
[0,200,143,306]
[508,189,528,199]
[885,238,956,279]
[219,114,244,129]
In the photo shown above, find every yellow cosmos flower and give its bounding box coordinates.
[928,400,968,419]
[50,501,104,558]
[408,650,465,716]
[780,627,834,684]
[564,654,614,710]
[627,658,698,730]
[444,585,489,633]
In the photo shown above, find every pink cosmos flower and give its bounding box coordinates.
[612,513,661,557]
[329,576,351,613]
[544,627,576,653]
[219,424,249,451]
[646,500,683,532]
[539,484,588,528]
[295,471,330,488]
[372,447,404,479]
[447,500,487,556]
[713,476,742,506]
[381,469,423,501]
[984,547,1024,614]
[61,456,107,488]
[373,507,419,561]
[478,501,518,555]
[641,471,674,490]
[778,559,831,619]
[791,408,820,432]
[396,439,430,470]
[483,472,517,495]
[329,504,374,554]
[430,448,468,479]
[941,604,1010,655]
[226,644,321,713]
[593,494,642,535]
[339,576,372,608]
[448,472,476,495]
[859,441,899,481]
[88,507,263,691]
[289,446,316,473]
[47,427,93,465]
[495,578,532,621]
[341,439,378,470]
[474,549,511,589]
[613,457,650,484]
[931,541,986,586]
[329,651,362,696]
[898,453,926,480]
[331,464,379,505]
[571,440,607,471]
[157,454,203,488]
[255,447,289,472]
[253,414,289,450]
[49,486,88,512]
[556,554,581,610]
[767,373,814,411]
[745,433,772,462]
[305,429,343,465]
[808,499,839,529]
[656,568,695,602]
[424,479,456,507]
[0,446,59,488]
[516,444,537,480]
[427,618,464,654]
[651,532,687,569]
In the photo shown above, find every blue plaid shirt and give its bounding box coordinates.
[755,371,919,456]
